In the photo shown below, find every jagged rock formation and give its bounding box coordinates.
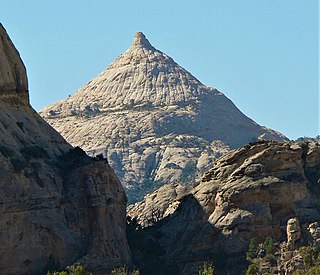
[127,140,320,274]
[0,24,131,274]
[40,32,287,203]
[127,183,189,228]
[287,218,302,250]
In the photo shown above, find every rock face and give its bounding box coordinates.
[127,183,188,228]
[40,32,287,203]
[127,140,320,274]
[0,24,131,274]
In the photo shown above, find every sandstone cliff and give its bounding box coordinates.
[0,24,131,274]
[127,140,320,274]
[40,32,287,203]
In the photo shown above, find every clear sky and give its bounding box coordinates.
[1,1,318,140]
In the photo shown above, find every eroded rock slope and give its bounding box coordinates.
[41,32,286,203]
[0,24,131,274]
[127,140,320,274]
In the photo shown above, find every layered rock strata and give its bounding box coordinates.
[0,23,131,274]
[41,32,287,202]
[127,140,320,274]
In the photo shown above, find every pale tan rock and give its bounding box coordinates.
[0,24,131,274]
[307,222,320,248]
[286,218,301,250]
[127,183,188,228]
[40,32,287,202]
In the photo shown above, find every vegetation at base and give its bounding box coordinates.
[246,238,258,259]
[293,245,320,274]
[246,264,259,275]
[245,236,278,274]
[111,266,140,274]
[264,237,276,256]
[198,262,214,275]
[299,246,319,270]
[46,264,92,275]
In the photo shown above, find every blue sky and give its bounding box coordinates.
[1,1,318,139]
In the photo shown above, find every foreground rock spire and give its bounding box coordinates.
[0,24,131,274]
[0,23,28,103]
[41,32,287,203]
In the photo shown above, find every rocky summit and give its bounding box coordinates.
[41,32,287,203]
[0,24,131,274]
[127,140,320,274]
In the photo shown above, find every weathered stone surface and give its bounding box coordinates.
[127,140,320,274]
[307,222,320,249]
[0,24,131,274]
[286,218,301,250]
[127,183,188,228]
[0,23,28,103]
[40,32,287,202]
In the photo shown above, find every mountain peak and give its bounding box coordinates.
[130,32,155,51]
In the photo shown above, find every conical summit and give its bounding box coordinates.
[41,32,287,203]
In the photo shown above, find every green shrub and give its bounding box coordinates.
[246,264,259,275]
[247,238,258,259]
[307,263,320,274]
[264,254,277,266]
[198,262,214,275]
[111,266,139,275]
[299,246,319,270]
[47,264,92,275]
[264,237,276,256]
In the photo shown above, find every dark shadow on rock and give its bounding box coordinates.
[127,194,248,275]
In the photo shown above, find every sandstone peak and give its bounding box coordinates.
[130,32,155,51]
[41,32,287,202]
[0,23,29,104]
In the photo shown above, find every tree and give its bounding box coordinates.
[247,238,258,259]
[198,262,215,275]
[299,246,319,270]
[264,236,276,256]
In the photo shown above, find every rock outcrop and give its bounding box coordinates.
[40,32,287,203]
[0,23,131,274]
[287,218,301,250]
[127,140,320,274]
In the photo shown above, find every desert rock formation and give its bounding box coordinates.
[41,32,287,203]
[127,140,320,274]
[0,24,131,274]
